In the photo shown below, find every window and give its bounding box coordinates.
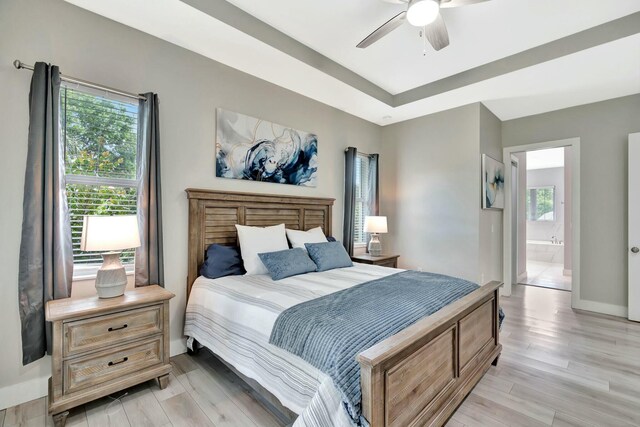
[354,153,371,246]
[526,186,555,221]
[61,85,139,278]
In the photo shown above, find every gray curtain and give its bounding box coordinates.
[135,93,164,287]
[343,147,357,256]
[365,153,380,253]
[18,62,73,365]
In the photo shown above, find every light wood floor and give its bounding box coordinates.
[3,284,640,427]
[520,261,572,292]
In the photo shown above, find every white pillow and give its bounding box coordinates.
[286,226,328,250]
[235,223,289,275]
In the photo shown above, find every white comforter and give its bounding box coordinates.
[184,263,402,427]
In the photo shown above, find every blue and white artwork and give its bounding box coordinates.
[216,109,318,187]
[482,154,505,209]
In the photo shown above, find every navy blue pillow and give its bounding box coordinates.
[200,244,245,279]
[258,248,317,280]
[305,241,353,272]
[326,236,337,242]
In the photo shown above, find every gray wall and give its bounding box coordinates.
[479,105,504,285]
[503,94,640,308]
[380,104,480,282]
[0,0,382,408]
[379,103,502,285]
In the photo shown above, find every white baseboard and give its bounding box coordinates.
[0,375,48,411]
[573,299,628,318]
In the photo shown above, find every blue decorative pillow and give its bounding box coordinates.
[258,248,317,280]
[305,241,353,272]
[326,236,337,242]
[200,244,245,279]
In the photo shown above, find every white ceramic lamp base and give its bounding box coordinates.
[368,233,382,257]
[95,252,127,298]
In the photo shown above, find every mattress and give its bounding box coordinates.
[183,263,402,427]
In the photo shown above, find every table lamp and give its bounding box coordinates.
[364,216,387,257]
[80,215,141,298]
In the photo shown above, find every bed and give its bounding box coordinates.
[184,188,502,427]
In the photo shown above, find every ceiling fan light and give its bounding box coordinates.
[407,0,440,27]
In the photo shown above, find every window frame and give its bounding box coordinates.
[354,152,372,247]
[526,185,556,222]
[60,84,140,280]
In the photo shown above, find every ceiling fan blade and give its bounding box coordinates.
[357,11,407,49]
[440,0,491,8]
[424,13,449,51]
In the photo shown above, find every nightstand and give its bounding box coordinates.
[45,285,175,427]
[351,253,400,269]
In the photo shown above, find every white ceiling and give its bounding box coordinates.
[64,0,640,125]
[527,148,565,170]
[224,0,640,94]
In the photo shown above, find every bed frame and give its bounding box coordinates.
[186,188,502,427]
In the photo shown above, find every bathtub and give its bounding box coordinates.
[526,240,564,263]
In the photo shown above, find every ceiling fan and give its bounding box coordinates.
[356,0,491,51]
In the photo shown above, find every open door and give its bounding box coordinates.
[629,133,640,322]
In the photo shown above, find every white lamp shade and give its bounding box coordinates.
[81,215,141,252]
[364,216,388,234]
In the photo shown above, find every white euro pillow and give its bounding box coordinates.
[286,226,328,250]
[235,223,289,275]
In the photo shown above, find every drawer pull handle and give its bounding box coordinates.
[108,324,128,332]
[108,357,128,367]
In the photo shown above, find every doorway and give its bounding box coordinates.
[502,138,580,307]
[518,147,571,291]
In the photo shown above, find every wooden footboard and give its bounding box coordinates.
[357,281,502,427]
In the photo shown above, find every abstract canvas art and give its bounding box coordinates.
[216,109,318,187]
[482,154,505,209]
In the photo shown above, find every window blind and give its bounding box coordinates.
[61,85,139,276]
[354,153,371,245]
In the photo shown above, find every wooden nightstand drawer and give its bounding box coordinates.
[63,336,163,395]
[64,305,163,356]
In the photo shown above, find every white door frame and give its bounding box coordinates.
[510,155,519,285]
[502,138,580,309]
[629,133,640,321]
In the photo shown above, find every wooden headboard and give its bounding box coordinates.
[186,188,335,296]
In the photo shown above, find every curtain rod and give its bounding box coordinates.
[13,60,146,102]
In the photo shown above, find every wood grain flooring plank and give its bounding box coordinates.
[472,382,555,424]
[551,411,599,427]
[465,393,550,427]
[196,357,286,427]
[159,392,213,427]
[177,369,257,427]
[170,353,200,376]
[121,384,171,427]
[85,396,131,427]
[3,398,45,427]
